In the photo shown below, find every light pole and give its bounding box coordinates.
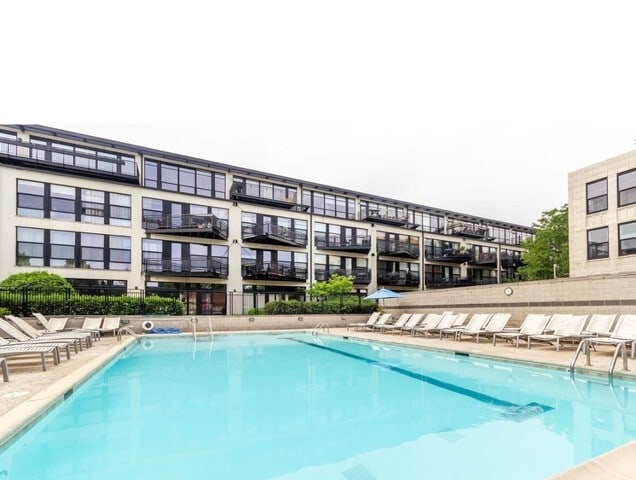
[553,263,558,279]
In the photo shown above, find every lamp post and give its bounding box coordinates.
[553,263,558,279]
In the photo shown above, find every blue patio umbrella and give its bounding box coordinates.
[365,288,402,300]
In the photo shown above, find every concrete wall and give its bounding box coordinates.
[383,274,636,327]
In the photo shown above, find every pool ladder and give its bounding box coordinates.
[190,317,213,341]
[117,326,141,344]
[569,338,629,378]
[312,322,330,335]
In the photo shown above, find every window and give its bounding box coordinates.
[618,170,636,207]
[16,227,44,266]
[80,233,104,269]
[50,184,76,220]
[587,227,609,259]
[144,159,225,199]
[586,178,607,213]
[17,180,44,217]
[619,221,636,256]
[80,189,105,224]
[109,236,132,270]
[109,193,132,227]
[50,230,76,267]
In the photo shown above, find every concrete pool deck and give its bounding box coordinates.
[1,329,635,479]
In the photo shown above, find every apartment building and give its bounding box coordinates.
[0,125,531,314]
[569,149,636,277]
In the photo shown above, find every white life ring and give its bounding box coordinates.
[142,320,155,331]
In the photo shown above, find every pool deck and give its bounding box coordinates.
[1,329,636,479]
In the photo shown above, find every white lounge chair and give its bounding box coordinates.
[396,313,425,335]
[0,317,73,360]
[379,313,412,333]
[441,313,492,340]
[0,338,60,371]
[347,312,381,331]
[7,315,91,351]
[412,313,448,337]
[492,314,552,348]
[580,314,616,338]
[370,314,393,331]
[457,313,511,343]
[584,314,636,359]
[99,317,122,336]
[526,314,588,351]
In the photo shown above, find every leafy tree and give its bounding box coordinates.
[306,274,354,299]
[517,204,569,280]
[0,271,74,290]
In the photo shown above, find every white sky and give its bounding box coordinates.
[4,0,636,226]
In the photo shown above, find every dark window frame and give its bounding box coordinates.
[587,226,609,260]
[586,178,608,214]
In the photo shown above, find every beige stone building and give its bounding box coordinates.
[569,150,636,278]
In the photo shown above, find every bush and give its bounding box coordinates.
[260,298,377,315]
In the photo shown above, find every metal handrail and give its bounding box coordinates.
[117,326,140,343]
[312,322,330,335]
[569,338,630,378]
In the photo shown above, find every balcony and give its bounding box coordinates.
[377,270,419,286]
[0,138,139,184]
[230,182,306,210]
[242,262,308,282]
[447,223,493,240]
[144,214,228,240]
[360,209,419,229]
[425,277,497,289]
[501,255,522,268]
[242,223,307,247]
[143,256,228,277]
[314,267,371,284]
[314,236,371,253]
[377,240,419,259]
[472,252,497,266]
[426,248,472,263]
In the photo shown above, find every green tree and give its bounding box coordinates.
[0,271,75,290]
[517,204,569,280]
[306,274,354,299]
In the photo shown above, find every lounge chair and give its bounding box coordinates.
[0,338,60,371]
[0,317,74,360]
[33,312,68,332]
[7,314,92,350]
[583,314,636,359]
[99,317,122,336]
[370,314,393,331]
[492,314,552,348]
[580,314,616,338]
[412,313,448,337]
[427,313,469,339]
[440,313,492,340]
[456,312,511,343]
[395,313,425,335]
[29,313,91,346]
[526,314,588,351]
[347,312,381,331]
[378,313,412,333]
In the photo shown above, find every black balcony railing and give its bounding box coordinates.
[314,236,371,253]
[377,240,419,259]
[377,270,419,286]
[0,137,139,183]
[230,182,304,210]
[425,247,472,263]
[360,209,418,228]
[242,223,307,247]
[144,214,229,240]
[314,267,371,284]
[447,223,493,240]
[473,252,497,266]
[143,256,228,277]
[425,276,497,288]
[242,261,308,281]
[501,255,522,268]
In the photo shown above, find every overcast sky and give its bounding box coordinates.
[4,0,636,227]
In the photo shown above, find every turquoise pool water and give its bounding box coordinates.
[2,333,636,479]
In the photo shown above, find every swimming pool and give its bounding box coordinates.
[2,333,636,479]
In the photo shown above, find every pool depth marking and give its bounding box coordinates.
[289,337,553,419]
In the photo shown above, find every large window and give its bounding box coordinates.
[619,221,636,256]
[302,190,355,219]
[586,178,608,213]
[16,180,131,226]
[618,170,636,207]
[587,227,609,259]
[144,160,226,199]
[16,227,130,270]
